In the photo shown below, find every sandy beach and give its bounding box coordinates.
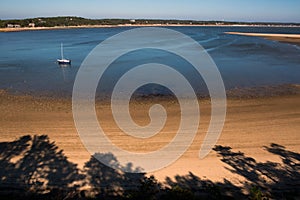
[1,24,299,33]
[0,25,228,32]
[0,25,123,32]
[1,85,299,186]
[225,32,300,45]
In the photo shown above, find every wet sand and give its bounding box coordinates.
[0,85,299,185]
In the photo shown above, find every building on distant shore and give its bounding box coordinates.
[28,23,35,27]
[6,24,21,28]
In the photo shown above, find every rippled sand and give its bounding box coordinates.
[0,85,299,185]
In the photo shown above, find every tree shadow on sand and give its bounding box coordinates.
[0,135,299,199]
[213,144,300,199]
[160,144,300,199]
[0,135,85,199]
[84,152,146,198]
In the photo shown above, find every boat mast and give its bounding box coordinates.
[61,43,64,59]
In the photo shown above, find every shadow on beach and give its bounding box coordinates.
[0,134,299,199]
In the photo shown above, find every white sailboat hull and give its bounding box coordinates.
[57,58,71,65]
[57,43,71,65]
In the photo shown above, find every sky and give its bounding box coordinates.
[1,0,300,23]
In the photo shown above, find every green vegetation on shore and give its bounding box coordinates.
[1,16,300,28]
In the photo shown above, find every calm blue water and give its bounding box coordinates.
[0,26,299,97]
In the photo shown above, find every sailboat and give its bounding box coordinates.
[57,43,71,65]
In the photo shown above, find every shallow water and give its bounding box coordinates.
[0,26,299,97]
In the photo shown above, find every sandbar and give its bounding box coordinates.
[225,32,300,45]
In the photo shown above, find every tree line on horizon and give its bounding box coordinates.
[0,16,299,28]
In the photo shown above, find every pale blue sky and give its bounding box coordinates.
[1,0,299,22]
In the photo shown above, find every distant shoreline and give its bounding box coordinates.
[1,24,300,32]
[0,25,118,32]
